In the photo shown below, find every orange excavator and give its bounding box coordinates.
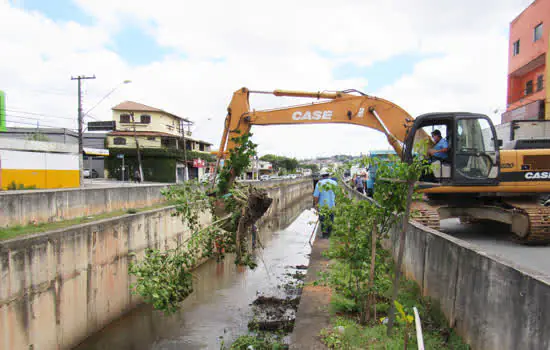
[214,87,550,244]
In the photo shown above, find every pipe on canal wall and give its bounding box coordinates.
[0,179,313,350]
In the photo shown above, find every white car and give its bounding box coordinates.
[260,175,270,181]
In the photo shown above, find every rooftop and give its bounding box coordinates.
[112,101,192,123]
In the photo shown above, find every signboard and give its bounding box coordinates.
[83,147,109,156]
[117,154,124,159]
[88,121,116,131]
[193,158,205,168]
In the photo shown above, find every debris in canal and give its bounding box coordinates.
[128,133,276,314]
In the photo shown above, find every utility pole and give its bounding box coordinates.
[181,121,189,182]
[130,112,144,182]
[71,75,96,186]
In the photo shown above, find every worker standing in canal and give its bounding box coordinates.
[313,171,338,238]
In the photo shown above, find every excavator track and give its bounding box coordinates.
[505,201,550,245]
[410,201,441,231]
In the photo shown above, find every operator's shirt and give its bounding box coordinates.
[314,178,337,209]
[433,138,449,160]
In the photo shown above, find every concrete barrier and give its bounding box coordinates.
[0,178,313,350]
[343,183,550,350]
[0,184,169,227]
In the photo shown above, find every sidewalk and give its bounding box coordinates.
[290,232,332,350]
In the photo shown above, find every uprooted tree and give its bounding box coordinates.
[128,132,274,314]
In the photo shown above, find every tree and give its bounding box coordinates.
[260,154,299,173]
[299,163,319,172]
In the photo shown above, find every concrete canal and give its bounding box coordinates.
[74,204,316,349]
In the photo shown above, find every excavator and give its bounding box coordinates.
[214,87,550,244]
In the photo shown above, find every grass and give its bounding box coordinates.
[0,201,176,241]
[321,255,470,350]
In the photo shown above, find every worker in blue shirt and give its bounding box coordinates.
[313,171,338,238]
[427,129,449,162]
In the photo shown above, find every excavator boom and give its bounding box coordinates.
[217,87,417,160]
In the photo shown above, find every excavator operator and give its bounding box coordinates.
[427,129,449,163]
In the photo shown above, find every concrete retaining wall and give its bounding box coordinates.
[388,223,550,350]
[343,182,550,350]
[0,179,313,350]
[0,184,169,227]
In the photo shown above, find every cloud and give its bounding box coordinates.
[1,0,531,158]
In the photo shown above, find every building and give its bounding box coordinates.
[243,159,273,179]
[503,0,550,122]
[105,101,213,182]
[0,127,109,178]
[0,138,79,190]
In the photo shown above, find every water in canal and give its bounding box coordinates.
[75,207,317,350]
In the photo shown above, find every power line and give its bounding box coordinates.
[5,114,77,129]
[6,119,76,130]
[5,108,75,120]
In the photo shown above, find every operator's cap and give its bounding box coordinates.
[320,170,330,176]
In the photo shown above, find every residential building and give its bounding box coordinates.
[105,101,213,182]
[243,159,273,179]
[503,0,550,122]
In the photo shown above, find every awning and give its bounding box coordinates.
[83,147,109,156]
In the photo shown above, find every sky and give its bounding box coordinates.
[0,0,535,159]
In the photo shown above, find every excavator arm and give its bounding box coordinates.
[216,87,419,161]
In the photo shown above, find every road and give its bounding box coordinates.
[439,218,550,277]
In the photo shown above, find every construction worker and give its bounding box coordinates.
[313,171,337,238]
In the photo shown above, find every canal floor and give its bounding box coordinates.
[75,209,317,350]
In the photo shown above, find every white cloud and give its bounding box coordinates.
[0,0,532,158]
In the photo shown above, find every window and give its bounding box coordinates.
[526,80,534,95]
[537,75,544,92]
[199,143,205,151]
[120,114,131,123]
[513,40,520,56]
[140,114,151,124]
[113,137,126,145]
[147,136,156,141]
[534,23,543,42]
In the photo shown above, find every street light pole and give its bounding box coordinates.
[71,74,96,186]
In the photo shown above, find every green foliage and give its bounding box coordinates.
[129,134,263,314]
[105,155,177,182]
[317,156,468,349]
[299,163,319,172]
[108,147,215,162]
[260,154,299,173]
[225,334,287,350]
[6,181,36,190]
[25,132,50,142]
[216,132,258,195]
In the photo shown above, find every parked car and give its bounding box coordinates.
[260,175,270,181]
[83,169,99,178]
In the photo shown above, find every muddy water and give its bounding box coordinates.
[75,204,316,350]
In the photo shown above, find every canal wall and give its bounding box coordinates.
[0,184,169,228]
[343,182,550,350]
[0,178,313,350]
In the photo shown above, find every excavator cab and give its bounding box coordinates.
[404,113,500,186]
